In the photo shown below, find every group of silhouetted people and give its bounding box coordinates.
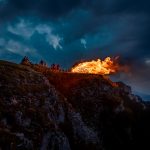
[21,56,62,72]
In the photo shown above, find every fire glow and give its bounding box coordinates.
[71,57,120,75]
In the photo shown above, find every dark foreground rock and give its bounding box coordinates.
[0,60,150,150]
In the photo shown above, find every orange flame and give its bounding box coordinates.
[71,57,120,75]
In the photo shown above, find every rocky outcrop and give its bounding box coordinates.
[0,60,150,150]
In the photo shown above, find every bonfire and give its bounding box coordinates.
[71,57,120,75]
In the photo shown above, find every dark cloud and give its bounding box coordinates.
[1,0,150,22]
[0,0,82,21]
[82,0,150,15]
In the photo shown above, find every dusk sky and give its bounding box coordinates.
[0,0,150,100]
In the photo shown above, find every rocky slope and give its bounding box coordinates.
[0,60,150,150]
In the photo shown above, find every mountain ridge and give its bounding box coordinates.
[0,60,149,150]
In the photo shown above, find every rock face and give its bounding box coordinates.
[0,60,150,150]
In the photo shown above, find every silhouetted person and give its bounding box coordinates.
[20,56,31,65]
[51,64,55,70]
[39,60,47,67]
[56,64,60,70]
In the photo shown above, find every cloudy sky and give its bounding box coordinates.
[0,0,150,100]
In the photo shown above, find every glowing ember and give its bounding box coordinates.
[71,57,120,75]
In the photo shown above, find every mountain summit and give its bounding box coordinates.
[0,60,149,150]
